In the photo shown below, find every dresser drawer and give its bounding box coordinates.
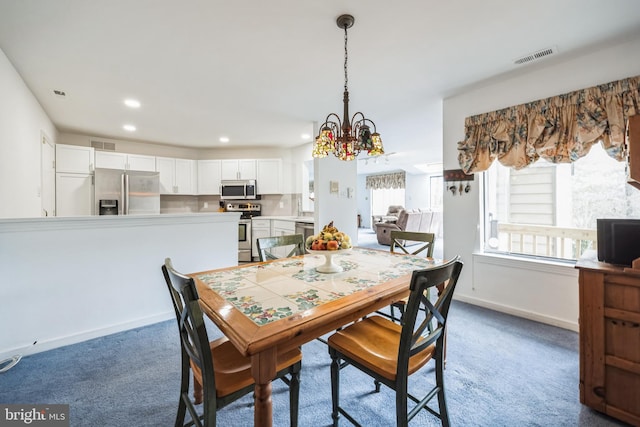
[605,318,640,362]
[605,366,640,422]
[604,275,640,313]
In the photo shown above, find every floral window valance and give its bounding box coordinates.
[365,172,405,190]
[457,75,640,174]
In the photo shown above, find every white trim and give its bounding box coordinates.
[0,212,240,233]
[454,294,578,332]
[472,252,578,277]
[0,311,174,361]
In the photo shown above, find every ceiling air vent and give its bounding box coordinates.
[91,140,116,151]
[513,46,558,65]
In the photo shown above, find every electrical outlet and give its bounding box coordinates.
[279,202,284,208]
[203,202,208,209]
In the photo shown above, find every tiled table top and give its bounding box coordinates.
[195,247,436,326]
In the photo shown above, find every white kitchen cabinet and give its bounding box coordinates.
[197,160,222,195]
[95,151,156,172]
[251,218,272,260]
[55,172,93,216]
[95,151,126,170]
[270,220,296,258]
[55,144,94,174]
[282,160,298,194]
[256,159,282,194]
[127,154,156,172]
[221,159,256,180]
[156,157,197,194]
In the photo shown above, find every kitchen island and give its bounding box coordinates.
[0,213,239,360]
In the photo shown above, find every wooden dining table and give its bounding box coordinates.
[189,247,442,427]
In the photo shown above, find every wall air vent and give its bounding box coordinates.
[513,46,558,65]
[91,141,116,151]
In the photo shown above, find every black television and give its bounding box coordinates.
[597,218,640,266]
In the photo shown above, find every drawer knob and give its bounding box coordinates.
[593,386,605,398]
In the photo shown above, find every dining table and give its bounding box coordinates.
[189,246,443,427]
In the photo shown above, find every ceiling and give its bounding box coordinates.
[1,0,640,175]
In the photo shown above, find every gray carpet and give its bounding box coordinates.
[0,301,627,426]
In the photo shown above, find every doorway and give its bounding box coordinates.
[40,132,55,216]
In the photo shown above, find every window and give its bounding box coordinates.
[370,187,405,215]
[430,175,443,211]
[483,144,640,261]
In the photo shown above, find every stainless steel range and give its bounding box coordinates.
[225,202,261,263]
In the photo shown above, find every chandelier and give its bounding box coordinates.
[312,14,384,161]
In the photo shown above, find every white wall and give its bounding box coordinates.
[442,34,640,331]
[405,173,430,210]
[356,174,370,228]
[314,156,358,242]
[0,214,238,359]
[0,48,58,218]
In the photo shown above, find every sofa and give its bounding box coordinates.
[375,209,442,245]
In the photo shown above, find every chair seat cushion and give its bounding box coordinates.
[192,336,302,398]
[328,316,434,381]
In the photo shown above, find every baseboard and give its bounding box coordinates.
[0,311,174,362]
[453,294,579,332]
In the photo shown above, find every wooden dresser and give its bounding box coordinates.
[576,252,640,426]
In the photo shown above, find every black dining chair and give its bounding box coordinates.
[327,256,463,427]
[388,230,436,322]
[257,234,305,261]
[162,258,302,427]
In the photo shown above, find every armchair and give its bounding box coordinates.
[371,205,404,231]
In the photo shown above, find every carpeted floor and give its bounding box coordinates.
[0,301,626,427]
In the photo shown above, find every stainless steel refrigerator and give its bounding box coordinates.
[94,168,160,215]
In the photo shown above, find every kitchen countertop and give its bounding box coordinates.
[0,212,240,232]
[254,216,314,224]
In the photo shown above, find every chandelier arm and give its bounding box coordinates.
[321,113,343,129]
[351,113,378,133]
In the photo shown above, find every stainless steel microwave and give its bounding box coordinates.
[220,179,257,200]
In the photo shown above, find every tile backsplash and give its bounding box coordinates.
[160,194,304,217]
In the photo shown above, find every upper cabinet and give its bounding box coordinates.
[256,159,282,194]
[128,154,157,172]
[95,151,156,172]
[156,157,197,195]
[55,144,95,174]
[221,159,256,180]
[197,160,222,195]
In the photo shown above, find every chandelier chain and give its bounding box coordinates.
[343,25,348,92]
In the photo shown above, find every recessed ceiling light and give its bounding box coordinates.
[301,133,311,140]
[124,99,141,108]
[219,137,230,143]
[123,124,136,132]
